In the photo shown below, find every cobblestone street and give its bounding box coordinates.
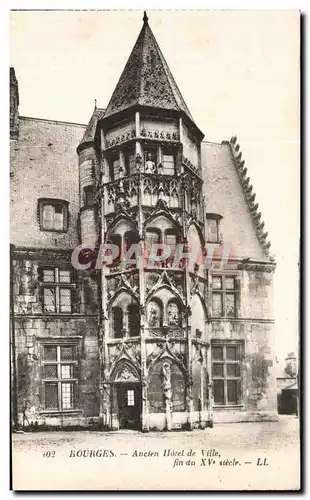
[12,416,300,491]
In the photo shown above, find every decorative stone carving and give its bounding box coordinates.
[142,377,148,402]
[148,301,161,327]
[105,129,135,149]
[162,361,172,408]
[238,262,276,274]
[135,152,143,170]
[117,366,137,381]
[167,302,180,326]
[182,156,199,175]
[157,163,163,175]
[144,153,156,174]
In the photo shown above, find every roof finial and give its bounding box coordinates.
[94,98,97,110]
[143,11,148,25]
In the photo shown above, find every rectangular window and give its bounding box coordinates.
[38,199,68,232]
[45,383,58,410]
[212,276,222,290]
[108,156,120,181]
[59,270,71,284]
[44,365,57,379]
[212,342,243,406]
[127,154,136,175]
[225,293,236,317]
[83,185,96,205]
[42,344,78,411]
[43,269,55,283]
[162,152,175,175]
[212,293,223,317]
[123,147,136,175]
[211,275,238,318]
[165,232,177,251]
[165,231,177,264]
[61,383,75,409]
[61,365,73,379]
[127,389,135,406]
[112,158,121,180]
[43,288,56,313]
[145,230,160,252]
[40,267,75,314]
[43,346,57,361]
[59,288,72,313]
[207,219,219,243]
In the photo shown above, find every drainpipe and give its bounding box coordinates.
[10,244,18,429]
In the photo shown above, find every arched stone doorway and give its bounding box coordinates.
[111,362,141,430]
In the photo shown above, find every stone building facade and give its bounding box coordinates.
[10,13,277,431]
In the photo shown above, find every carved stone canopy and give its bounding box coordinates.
[112,362,140,383]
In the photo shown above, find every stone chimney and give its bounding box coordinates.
[10,67,19,139]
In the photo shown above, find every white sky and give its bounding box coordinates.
[10,10,300,363]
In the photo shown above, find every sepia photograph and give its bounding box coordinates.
[9,9,300,490]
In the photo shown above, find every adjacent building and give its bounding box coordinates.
[10,13,277,431]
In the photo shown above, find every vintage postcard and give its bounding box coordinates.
[10,9,300,491]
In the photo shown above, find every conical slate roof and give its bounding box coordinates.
[104,12,195,124]
[79,107,105,149]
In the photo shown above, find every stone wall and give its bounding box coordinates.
[210,266,277,422]
[14,316,100,427]
[12,252,100,427]
[182,123,199,167]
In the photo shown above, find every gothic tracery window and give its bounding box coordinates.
[113,306,124,338]
[128,304,140,337]
[109,234,122,265]
[124,230,138,252]
[165,230,178,264]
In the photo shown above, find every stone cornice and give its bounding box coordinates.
[11,246,73,262]
[209,317,275,324]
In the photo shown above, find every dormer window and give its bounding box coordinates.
[38,199,69,232]
[206,213,222,243]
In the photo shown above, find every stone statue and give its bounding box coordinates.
[119,163,125,178]
[162,361,172,405]
[145,153,156,174]
[167,303,179,326]
[157,162,164,175]
[135,153,143,172]
[149,304,160,327]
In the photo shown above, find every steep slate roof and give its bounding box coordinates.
[79,107,105,148]
[202,140,273,261]
[11,117,85,248]
[227,136,272,258]
[104,12,195,124]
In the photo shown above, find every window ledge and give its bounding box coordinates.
[210,316,238,320]
[39,229,68,233]
[39,409,82,416]
[213,405,244,410]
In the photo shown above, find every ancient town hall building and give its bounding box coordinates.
[10,13,277,431]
